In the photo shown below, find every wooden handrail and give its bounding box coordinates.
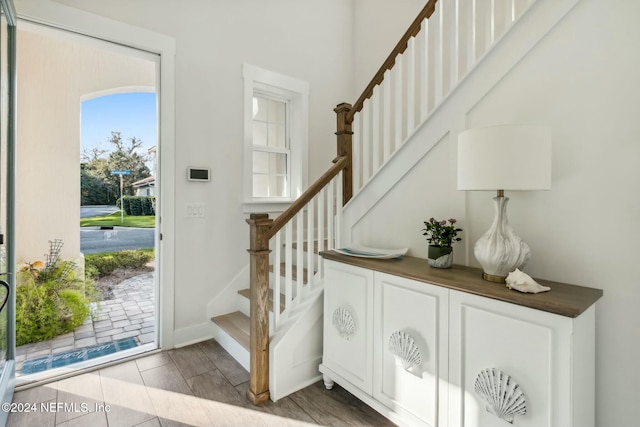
[268,155,348,239]
[346,0,438,123]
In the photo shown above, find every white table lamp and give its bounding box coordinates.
[458,125,551,283]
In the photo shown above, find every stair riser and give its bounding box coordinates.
[212,323,250,372]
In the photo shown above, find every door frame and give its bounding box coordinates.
[0,0,17,424]
[15,0,176,350]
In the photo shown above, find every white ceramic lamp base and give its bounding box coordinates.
[474,196,530,282]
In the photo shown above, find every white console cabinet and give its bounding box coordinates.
[320,253,602,427]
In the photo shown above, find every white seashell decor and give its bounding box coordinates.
[505,268,551,294]
[388,330,423,373]
[332,307,356,340]
[474,368,527,424]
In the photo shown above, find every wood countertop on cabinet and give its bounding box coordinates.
[320,251,603,318]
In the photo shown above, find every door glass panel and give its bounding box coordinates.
[13,23,158,383]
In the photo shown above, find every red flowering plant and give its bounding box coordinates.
[422,218,462,247]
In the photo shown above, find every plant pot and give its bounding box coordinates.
[428,245,453,269]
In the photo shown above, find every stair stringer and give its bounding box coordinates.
[269,286,324,401]
[342,0,583,245]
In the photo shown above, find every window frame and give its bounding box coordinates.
[242,64,309,213]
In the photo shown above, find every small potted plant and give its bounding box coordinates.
[422,218,462,268]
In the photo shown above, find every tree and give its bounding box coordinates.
[104,132,151,197]
[80,131,152,205]
[81,164,115,205]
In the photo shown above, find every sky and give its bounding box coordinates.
[81,92,157,159]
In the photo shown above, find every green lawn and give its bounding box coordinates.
[80,211,155,228]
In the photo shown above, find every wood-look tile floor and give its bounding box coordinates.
[7,339,396,427]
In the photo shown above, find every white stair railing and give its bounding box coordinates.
[350,0,537,193]
[271,171,341,330]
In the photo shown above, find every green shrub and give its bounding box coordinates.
[16,281,95,346]
[129,197,143,215]
[16,281,58,345]
[85,249,153,279]
[142,197,155,215]
[84,264,100,281]
[113,250,153,269]
[16,239,97,347]
[119,196,155,216]
[59,289,91,326]
[85,253,118,278]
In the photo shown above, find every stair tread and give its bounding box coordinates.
[238,288,285,313]
[211,311,250,351]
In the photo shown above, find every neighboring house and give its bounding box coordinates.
[12,0,640,426]
[132,176,155,197]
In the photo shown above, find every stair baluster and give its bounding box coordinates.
[306,198,315,293]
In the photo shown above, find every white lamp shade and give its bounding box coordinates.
[457,125,552,191]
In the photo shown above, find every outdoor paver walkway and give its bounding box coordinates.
[15,272,155,376]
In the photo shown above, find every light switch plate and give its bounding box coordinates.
[186,203,205,218]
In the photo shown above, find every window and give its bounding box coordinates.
[252,94,289,198]
[243,64,308,212]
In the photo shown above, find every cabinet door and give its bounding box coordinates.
[374,272,449,427]
[448,290,572,427]
[323,260,374,394]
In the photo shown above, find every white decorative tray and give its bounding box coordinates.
[334,245,408,259]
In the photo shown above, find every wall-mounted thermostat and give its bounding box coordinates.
[187,167,210,182]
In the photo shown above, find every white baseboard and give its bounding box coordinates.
[173,322,215,348]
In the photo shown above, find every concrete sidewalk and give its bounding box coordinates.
[15,272,156,376]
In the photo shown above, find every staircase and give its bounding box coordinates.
[210,0,574,405]
[211,158,345,403]
[211,239,323,385]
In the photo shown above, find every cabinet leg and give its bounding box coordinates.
[322,375,334,390]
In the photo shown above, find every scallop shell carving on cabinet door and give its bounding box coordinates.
[332,307,356,340]
[388,330,423,374]
[474,368,527,424]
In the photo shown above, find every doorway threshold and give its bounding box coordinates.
[15,343,158,390]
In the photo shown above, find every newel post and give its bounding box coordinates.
[246,213,273,405]
[334,103,353,205]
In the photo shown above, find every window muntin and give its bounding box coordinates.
[252,96,286,148]
[252,94,290,198]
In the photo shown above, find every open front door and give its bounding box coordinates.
[0,0,16,424]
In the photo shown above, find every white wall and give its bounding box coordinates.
[35,0,355,340]
[16,24,155,262]
[350,0,640,425]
